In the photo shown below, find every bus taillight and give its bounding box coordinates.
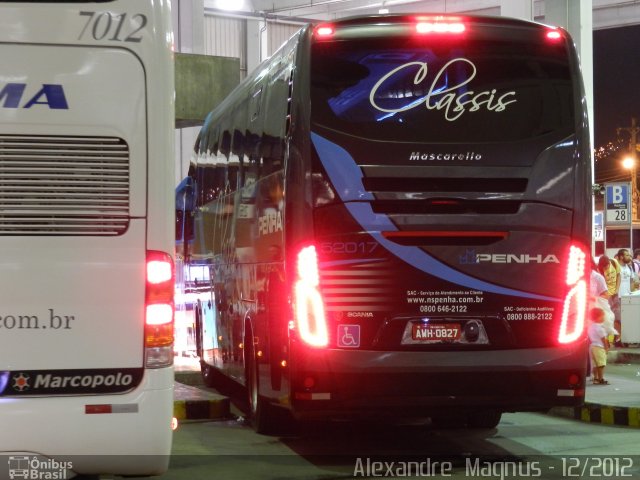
[558,244,587,344]
[315,24,334,37]
[415,17,465,34]
[145,250,175,367]
[294,246,328,347]
[546,29,563,41]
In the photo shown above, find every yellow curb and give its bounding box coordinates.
[629,407,640,427]
[601,406,615,425]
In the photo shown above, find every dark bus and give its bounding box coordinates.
[177,14,592,433]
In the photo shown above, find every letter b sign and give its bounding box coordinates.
[606,183,631,225]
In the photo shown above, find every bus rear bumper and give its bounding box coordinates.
[290,343,587,419]
[0,368,173,476]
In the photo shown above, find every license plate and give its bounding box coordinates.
[411,323,461,342]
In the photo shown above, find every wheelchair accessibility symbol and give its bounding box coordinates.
[338,325,360,348]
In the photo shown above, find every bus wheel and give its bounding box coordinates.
[430,414,467,429]
[245,330,278,435]
[467,410,502,429]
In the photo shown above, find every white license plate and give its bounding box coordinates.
[411,323,461,342]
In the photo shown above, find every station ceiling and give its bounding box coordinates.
[206,0,640,29]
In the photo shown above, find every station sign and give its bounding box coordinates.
[605,183,631,225]
[594,211,604,241]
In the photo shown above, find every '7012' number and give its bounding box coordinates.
[78,11,147,43]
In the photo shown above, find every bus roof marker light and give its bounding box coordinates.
[416,21,465,34]
[546,29,562,41]
[315,25,334,37]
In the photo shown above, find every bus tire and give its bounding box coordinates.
[430,414,467,428]
[245,327,278,435]
[467,410,502,429]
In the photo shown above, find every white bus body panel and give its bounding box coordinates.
[0,369,173,475]
[0,45,147,370]
[0,1,175,471]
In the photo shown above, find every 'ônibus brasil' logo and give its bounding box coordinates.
[369,58,517,122]
[0,83,69,109]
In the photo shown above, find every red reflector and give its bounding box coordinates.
[294,392,331,400]
[303,376,316,389]
[85,404,112,414]
[568,374,580,385]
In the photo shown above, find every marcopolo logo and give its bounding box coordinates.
[33,372,133,390]
[2,369,143,396]
[7,456,72,480]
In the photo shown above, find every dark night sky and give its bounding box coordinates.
[594,24,640,147]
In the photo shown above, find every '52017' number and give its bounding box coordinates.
[78,11,147,43]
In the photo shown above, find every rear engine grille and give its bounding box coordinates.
[362,177,528,193]
[0,135,130,236]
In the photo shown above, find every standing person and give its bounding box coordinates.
[616,249,636,297]
[616,249,639,347]
[598,255,621,343]
[588,307,610,385]
[633,249,640,275]
[590,258,618,341]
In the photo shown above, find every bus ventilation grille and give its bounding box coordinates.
[0,135,130,236]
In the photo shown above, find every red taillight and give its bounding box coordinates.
[147,259,173,284]
[546,29,562,41]
[315,24,334,37]
[415,20,465,34]
[145,251,174,352]
[558,244,587,344]
[294,246,328,347]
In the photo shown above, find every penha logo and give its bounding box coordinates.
[369,58,517,122]
[459,249,559,265]
[0,83,69,109]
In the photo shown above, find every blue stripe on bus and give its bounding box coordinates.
[310,132,374,202]
[311,132,558,302]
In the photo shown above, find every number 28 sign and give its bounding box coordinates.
[605,183,631,225]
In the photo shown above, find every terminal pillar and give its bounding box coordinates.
[500,0,533,21]
[545,0,594,151]
[172,0,206,184]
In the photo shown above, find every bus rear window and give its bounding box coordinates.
[310,31,575,143]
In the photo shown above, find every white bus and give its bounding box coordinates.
[0,0,175,476]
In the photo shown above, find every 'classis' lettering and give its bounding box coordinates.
[369,58,516,121]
